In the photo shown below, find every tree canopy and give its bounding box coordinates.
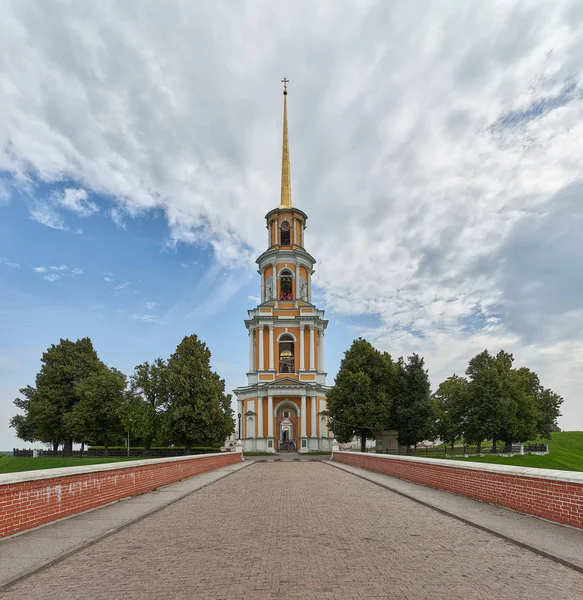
[165,334,234,452]
[326,338,395,451]
[10,338,102,451]
[392,354,437,447]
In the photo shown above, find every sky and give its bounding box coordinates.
[1,0,583,449]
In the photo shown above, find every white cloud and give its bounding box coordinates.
[0,181,10,205]
[131,313,164,323]
[104,276,113,282]
[29,202,67,230]
[1,2,583,426]
[0,258,19,269]
[144,300,157,310]
[113,281,132,295]
[33,264,83,282]
[110,207,126,229]
[248,295,261,303]
[53,188,98,217]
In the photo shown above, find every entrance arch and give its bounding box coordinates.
[275,401,298,451]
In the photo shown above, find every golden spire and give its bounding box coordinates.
[280,77,292,207]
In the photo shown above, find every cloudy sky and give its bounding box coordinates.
[1,0,583,449]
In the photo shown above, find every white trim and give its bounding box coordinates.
[332,451,583,484]
[0,453,238,485]
[276,331,297,343]
[277,265,295,278]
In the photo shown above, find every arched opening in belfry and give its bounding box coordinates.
[280,220,291,246]
[278,334,295,373]
[279,269,293,300]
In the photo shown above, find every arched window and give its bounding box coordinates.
[279,269,293,301]
[246,416,254,438]
[279,334,295,373]
[280,220,291,246]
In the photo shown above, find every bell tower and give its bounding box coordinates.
[234,80,331,453]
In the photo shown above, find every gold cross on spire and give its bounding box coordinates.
[281,77,289,95]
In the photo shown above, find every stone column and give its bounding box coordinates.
[267,395,274,438]
[272,262,277,299]
[275,219,279,245]
[267,222,271,247]
[311,396,317,437]
[292,217,297,245]
[319,329,324,372]
[295,262,300,299]
[260,268,264,302]
[309,325,315,370]
[301,394,307,438]
[268,324,274,371]
[257,396,263,438]
[258,325,264,371]
[248,329,254,372]
[307,269,312,303]
[299,325,305,370]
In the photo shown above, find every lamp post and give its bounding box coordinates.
[238,413,242,439]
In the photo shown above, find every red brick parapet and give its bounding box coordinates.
[333,451,583,529]
[0,452,242,538]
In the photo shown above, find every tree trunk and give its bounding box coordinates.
[144,438,152,457]
[185,442,192,455]
[80,442,85,455]
[63,438,73,454]
[477,441,481,454]
[492,439,497,453]
[52,441,59,452]
[360,430,366,453]
[103,439,109,456]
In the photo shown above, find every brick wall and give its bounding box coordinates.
[0,452,241,538]
[333,451,583,529]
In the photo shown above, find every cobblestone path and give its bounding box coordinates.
[2,462,583,600]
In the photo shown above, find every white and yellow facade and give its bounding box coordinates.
[234,82,332,453]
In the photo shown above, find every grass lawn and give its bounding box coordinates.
[0,456,144,474]
[437,431,583,472]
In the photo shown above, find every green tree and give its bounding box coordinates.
[535,387,563,438]
[326,338,395,452]
[464,350,539,451]
[434,375,468,448]
[129,359,168,453]
[10,338,102,451]
[165,334,234,452]
[64,365,127,454]
[392,354,437,449]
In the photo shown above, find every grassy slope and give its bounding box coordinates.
[0,456,143,474]
[442,431,583,471]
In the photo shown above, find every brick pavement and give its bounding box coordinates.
[2,462,583,600]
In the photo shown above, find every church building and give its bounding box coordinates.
[234,80,332,453]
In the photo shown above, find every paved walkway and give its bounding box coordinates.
[2,461,583,599]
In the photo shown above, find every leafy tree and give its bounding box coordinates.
[326,338,395,452]
[464,350,539,451]
[165,334,234,452]
[10,338,102,451]
[392,354,437,448]
[434,375,468,448]
[129,359,168,453]
[64,365,127,454]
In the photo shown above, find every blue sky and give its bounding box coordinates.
[0,182,357,448]
[2,1,583,448]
